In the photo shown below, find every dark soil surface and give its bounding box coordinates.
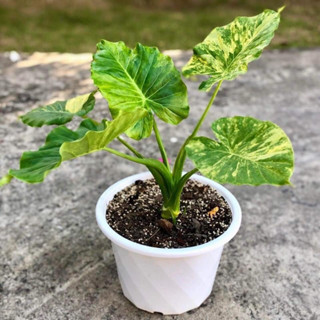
[106,179,232,248]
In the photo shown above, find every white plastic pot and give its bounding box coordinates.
[96,172,242,315]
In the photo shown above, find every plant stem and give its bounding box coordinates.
[117,136,144,158]
[161,168,198,221]
[183,167,199,179]
[116,136,173,199]
[189,80,223,139]
[172,80,223,181]
[153,118,170,170]
[103,146,174,200]
[103,147,153,167]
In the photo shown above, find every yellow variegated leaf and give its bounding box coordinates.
[183,8,283,91]
[65,93,93,113]
[186,116,294,186]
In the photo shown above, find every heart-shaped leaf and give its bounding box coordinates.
[3,110,146,185]
[91,40,189,139]
[20,92,96,127]
[186,116,294,186]
[183,8,283,91]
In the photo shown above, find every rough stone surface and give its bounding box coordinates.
[0,49,319,320]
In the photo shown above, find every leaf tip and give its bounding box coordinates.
[287,180,294,187]
[278,6,285,14]
[0,174,13,187]
[19,113,27,123]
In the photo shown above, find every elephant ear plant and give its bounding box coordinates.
[1,8,293,225]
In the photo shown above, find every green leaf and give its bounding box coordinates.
[91,40,189,139]
[4,110,146,184]
[123,111,154,141]
[20,92,96,127]
[182,8,282,91]
[60,109,147,160]
[7,119,105,184]
[185,116,294,186]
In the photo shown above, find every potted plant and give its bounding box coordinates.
[1,7,293,315]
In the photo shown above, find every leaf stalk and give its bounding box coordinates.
[153,118,170,170]
[172,80,223,182]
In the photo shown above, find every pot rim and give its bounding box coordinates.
[96,171,242,258]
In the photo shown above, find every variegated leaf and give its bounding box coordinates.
[91,40,189,139]
[20,92,96,127]
[2,110,146,185]
[60,109,147,160]
[5,119,105,184]
[183,8,283,91]
[186,116,294,186]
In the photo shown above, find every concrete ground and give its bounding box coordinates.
[0,49,319,320]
